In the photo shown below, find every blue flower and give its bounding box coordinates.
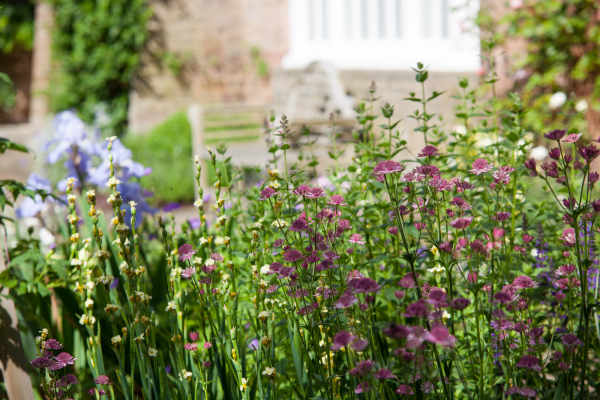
[16,173,53,218]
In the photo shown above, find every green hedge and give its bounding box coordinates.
[124,111,194,205]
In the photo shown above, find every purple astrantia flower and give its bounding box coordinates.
[273,239,285,247]
[561,333,583,349]
[291,185,312,196]
[544,129,567,141]
[513,275,537,289]
[283,249,303,262]
[259,187,278,200]
[383,324,410,340]
[181,267,196,280]
[404,300,429,318]
[93,375,111,385]
[15,174,54,218]
[374,368,396,380]
[178,244,196,262]
[56,374,80,388]
[349,360,375,377]
[184,343,198,351]
[29,357,55,369]
[373,160,405,175]
[335,294,358,309]
[469,159,493,175]
[418,145,441,157]
[562,133,582,143]
[347,277,380,294]
[306,187,327,199]
[515,355,541,371]
[396,385,414,395]
[289,219,309,232]
[210,253,224,262]
[449,217,473,229]
[577,145,600,162]
[189,332,200,341]
[348,234,365,245]
[331,331,356,350]
[425,326,456,347]
[351,338,369,351]
[326,195,347,206]
[44,338,64,350]
[355,382,373,394]
[54,352,76,366]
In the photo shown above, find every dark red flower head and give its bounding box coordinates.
[544,129,567,141]
[577,145,600,162]
[374,160,405,175]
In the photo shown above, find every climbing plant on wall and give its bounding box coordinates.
[48,0,152,135]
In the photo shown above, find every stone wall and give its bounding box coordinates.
[128,0,289,134]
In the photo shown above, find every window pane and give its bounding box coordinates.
[345,0,352,38]
[309,0,315,39]
[378,0,385,38]
[422,0,432,38]
[323,0,328,39]
[361,0,368,38]
[395,0,401,38]
[441,0,449,38]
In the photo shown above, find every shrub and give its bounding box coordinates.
[124,111,195,205]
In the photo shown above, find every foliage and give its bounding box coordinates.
[123,111,195,205]
[483,1,599,133]
[6,64,600,400]
[0,1,35,54]
[48,0,152,135]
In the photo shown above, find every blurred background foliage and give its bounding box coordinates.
[0,0,34,54]
[123,111,195,205]
[479,0,600,135]
[47,0,152,136]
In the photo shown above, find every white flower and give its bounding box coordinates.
[205,258,215,266]
[38,228,55,247]
[453,125,467,135]
[257,311,271,321]
[216,215,227,224]
[530,146,549,161]
[106,177,122,188]
[194,198,204,208]
[85,281,95,291]
[549,92,567,110]
[148,348,158,357]
[240,377,248,392]
[214,236,225,245]
[262,367,276,376]
[165,300,177,312]
[134,333,145,343]
[271,219,288,228]
[269,181,281,189]
[260,264,271,274]
[199,237,208,245]
[79,314,96,326]
[427,265,445,275]
[111,335,122,345]
[71,258,83,267]
[180,369,193,381]
[442,310,451,322]
[575,100,588,113]
[358,199,368,207]
[84,298,94,309]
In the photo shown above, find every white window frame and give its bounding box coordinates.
[283,0,481,71]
